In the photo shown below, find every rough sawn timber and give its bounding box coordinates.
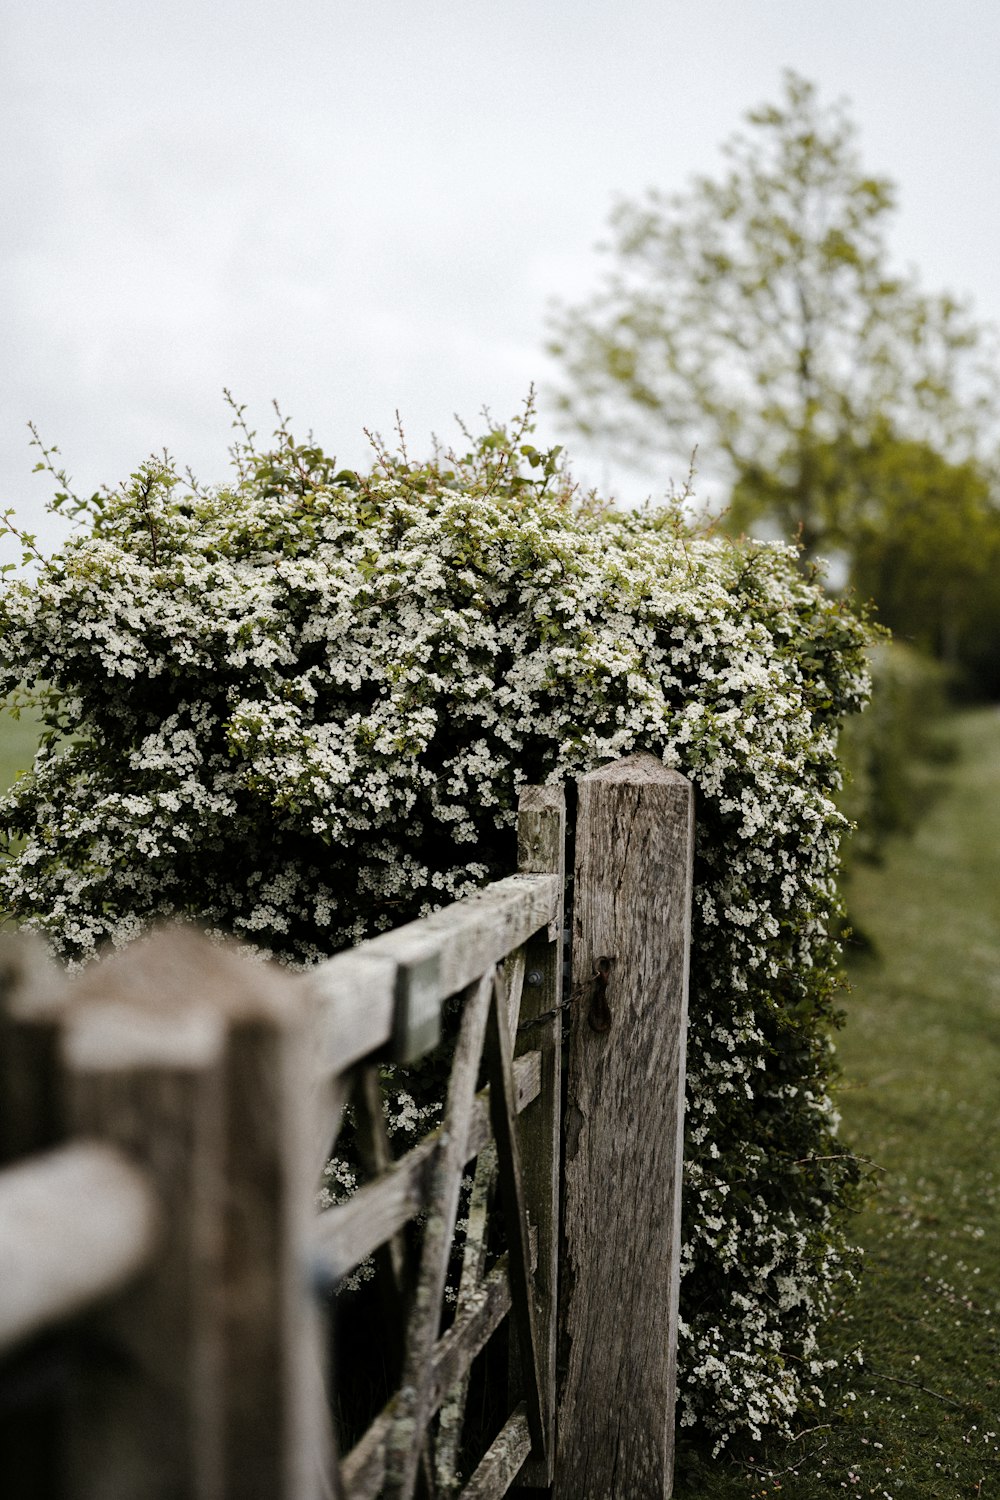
[555,753,694,1500]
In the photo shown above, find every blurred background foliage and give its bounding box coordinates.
[550,70,1000,873]
[5,74,999,882]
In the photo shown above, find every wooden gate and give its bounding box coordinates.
[0,758,694,1500]
[308,782,566,1497]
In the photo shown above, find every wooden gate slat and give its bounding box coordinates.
[312,1052,541,1283]
[363,877,559,1013]
[500,947,525,1048]
[509,784,565,1487]
[483,969,546,1461]
[0,1143,158,1355]
[435,1139,497,1491]
[341,1251,518,1500]
[352,1065,409,1340]
[382,971,495,1500]
[457,1405,532,1500]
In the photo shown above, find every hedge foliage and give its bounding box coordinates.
[0,411,872,1446]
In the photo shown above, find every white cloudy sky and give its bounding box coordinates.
[4,0,1000,559]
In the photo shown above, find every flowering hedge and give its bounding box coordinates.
[0,416,871,1447]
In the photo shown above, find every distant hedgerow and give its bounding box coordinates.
[0,401,872,1447]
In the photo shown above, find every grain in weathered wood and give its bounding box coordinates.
[484,969,545,1458]
[435,1141,497,1491]
[516,789,566,944]
[458,1406,532,1500]
[382,971,494,1500]
[312,1051,541,1283]
[63,927,329,1500]
[0,1142,158,1356]
[303,950,397,1077]
[302,877,556,1072]
[362,875,558,1015]
[60,937,229,1500]
[501,946,525,1047]
[555,754,694,1500]
[340,1253,519,1500]
[351,1067,438,1499]
[430,1239,534,1413]
[511,784,565,1488]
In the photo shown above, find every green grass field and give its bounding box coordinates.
[0,702,41,793]
[676,706,1000,1497]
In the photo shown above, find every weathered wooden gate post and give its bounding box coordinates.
[555,754,694,1500]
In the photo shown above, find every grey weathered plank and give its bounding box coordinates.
[383,972,495,1500]
[64,927,329,1500]
[61,935,230,1500]
[435,1140,497,1491]
[352,1065,409,1331]
[501,946,525,1047]
[511,784,565,1488]
[303,950,397,1076]
[0,937,86,1494]
[312,1051,541,1282]
[458,1406,532,1500]
[352,1066,438,1499]
[206,938,331,1500]
[484,969,545,1457]
[362,875,558,1025]
[0,1142,158,1355]
[555,754,694,1500]
[302,875,557,1073]
[340,1252,520,1500]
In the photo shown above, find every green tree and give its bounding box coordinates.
[549,71,997,559]
[847,433,1000,694]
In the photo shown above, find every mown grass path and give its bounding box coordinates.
[677,707,1000,1498]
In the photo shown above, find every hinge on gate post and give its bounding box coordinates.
[587,956,613,1034]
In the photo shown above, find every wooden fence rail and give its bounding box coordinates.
[0,756,693,1500]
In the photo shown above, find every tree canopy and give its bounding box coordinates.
[549,72,999,562]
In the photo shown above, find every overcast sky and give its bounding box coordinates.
[5,0,1000,559]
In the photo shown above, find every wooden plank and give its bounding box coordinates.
[302,876,557,1074]
[362,875,558,1018]
[204,938,331,1500]
[352,1067,437,1499]
[312,1051,541,1283]
[63,927,330,1500]
[0,933,74,1500]
[0,1143,158,1355]
[511,784,565,1487]
[458,1406,532,1500]
[382,972,494,1500]
[483,971,545,1458]
[516,789,566,943]
[500,947,525,1047]
[302,950,397,1076]
[340,1253,518,1500]
[435,1141,496,1491]
[555,754,694,1500]
[353,1065,410,1343]
[60,939,229,1500]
